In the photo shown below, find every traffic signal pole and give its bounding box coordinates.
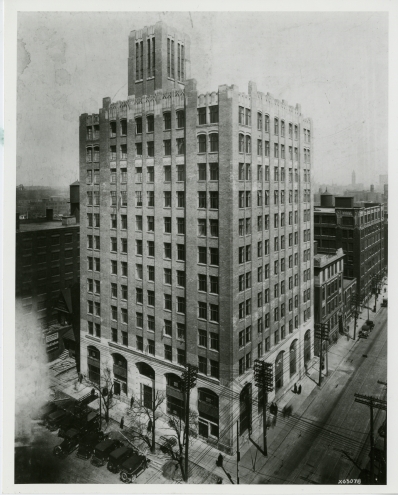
[182,364,198,483]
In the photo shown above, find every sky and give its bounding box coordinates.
[16,11,388,188]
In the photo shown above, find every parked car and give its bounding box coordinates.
[120,454,150,483]
[53,429,80,458]
[107,446,136,473]
[382,298,387,307]
[77,430,106,460]
[91,439,124,467]
[46,410,69,431]
[59,410,99,438]
[365,320,375,330]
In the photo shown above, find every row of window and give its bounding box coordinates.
[239,109,311,142]
[238,189,309,207]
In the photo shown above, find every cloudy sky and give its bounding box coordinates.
[17,11,388,188]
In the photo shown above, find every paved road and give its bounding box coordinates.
[247,305,387,484]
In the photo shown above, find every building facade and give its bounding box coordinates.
[313,248,344,355]
[15,210,80,362]
[314,195,384,303]
[79,21,314,453]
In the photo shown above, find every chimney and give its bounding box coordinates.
[46,208,53,221]
[16,212,20,231]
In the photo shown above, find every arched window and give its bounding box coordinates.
[304,330,311,364]
[86,147,92,162]
[176,110,185,129]
[290,339,297,377]
[120,119,127,136]
[245,135,251,154]
[239,133,245,153]
[264,114,270,133]
[209,133,218,152]
[137,362,155,380]
[257,112,262,131]
[274,118,279,135]
[146,114,154,133]
[109,121,116,138]
[137,362,155,408]
[87,346,100,384]
[239,384,252,434]
[163,112,171,130]
[135,117,142,135]
[112,353,127,395]
[166,373,184,418]
[198,134,206,153]
[275,351,284,391]
[198,388,219,439]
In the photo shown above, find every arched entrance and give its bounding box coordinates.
[87,346,100,384]
[137,362,155,409]
[290,340,297,377]
[165,373,184,418]
[198,388,219,440]
[304,330,311,364]
[240,383,252,435]
[275,351,284,392]
[112,353,127,396]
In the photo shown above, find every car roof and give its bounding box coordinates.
[66,428,79,438]
[86,411,98,421]
[121,454,144,469]
[49,410,66,419]
[109,446,130,458]
[96,439,117,451]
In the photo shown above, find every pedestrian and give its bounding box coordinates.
[298,384,302,395]
[78,373,83,384]
[216,453,224,468]
[287,405,292,418]
[130,396,134,409]
[120,416,124,429]
[293,383,298,394]
[147,418,153,433]
[304,363,308,375]
[91,388,96,396]
[266,417,272,429]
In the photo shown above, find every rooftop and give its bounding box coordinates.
[18,220,79,232]
[314,248,344,267]
[343,277,357,290]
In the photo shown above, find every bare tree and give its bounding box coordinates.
[163,409,198,478]
[83,367,115,425]
[127,390,166,453]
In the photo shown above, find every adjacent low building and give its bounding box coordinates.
[314,194,384,303]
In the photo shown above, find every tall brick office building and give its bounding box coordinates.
[79,21,314,453]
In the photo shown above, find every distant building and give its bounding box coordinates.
[342,277,357,329]
[314,194,384,303]
[15,186,81,364]
[343,188,383,204]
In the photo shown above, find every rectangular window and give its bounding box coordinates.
[147,216,154,232]
[199,329,207,347]
[210,248,219,266]
[177,191,185,208]
[177,218,185,235]
[136,335,143,351]
[209,191,219,209]
[164,294,172,311]
[177,244,185,261]
[210,304,219,323]
[198,246,207,264]
[198,163,206,180]
[164,243,172,259]
[198,301,207,319]
[198,107,207,125]
[198,356,207,375]
[210,219,219,237]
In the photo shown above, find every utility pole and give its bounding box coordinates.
[181,364,198,483]
[236,421,240,485]
[354,394,387,484]
[253,359,274,456]
[352,293,361,340]
[315,323,329,386]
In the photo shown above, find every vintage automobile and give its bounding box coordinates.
[91,439,124,467]
[76,430,106,460]
[382,298,387,307]
[58,410,99,438]
[107,446,136,473]
[46,410,69,431]
[53,429,80,458]
[365,320,375,330]
[120,454,150,483]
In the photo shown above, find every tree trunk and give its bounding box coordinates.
[151,410,156,453]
